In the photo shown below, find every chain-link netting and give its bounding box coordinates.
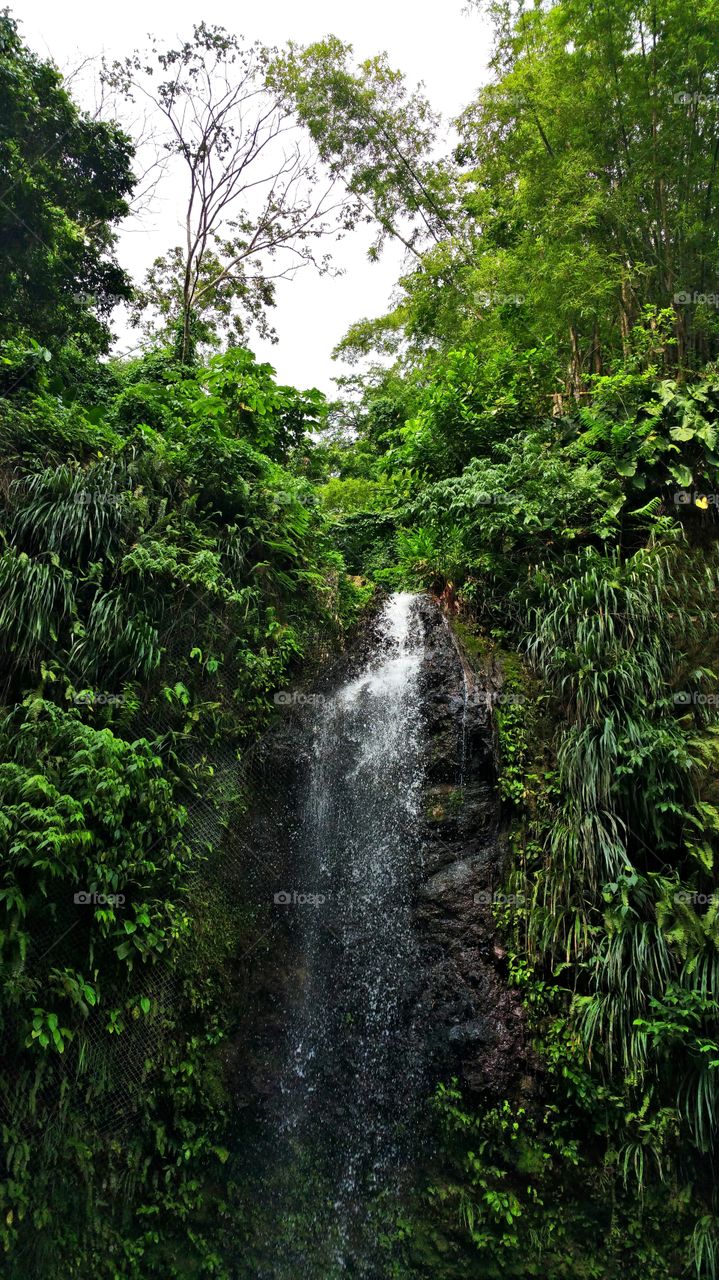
[1,606,341,1144]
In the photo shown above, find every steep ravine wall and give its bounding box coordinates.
[414,596,528,1098]
[225,592,528,1119]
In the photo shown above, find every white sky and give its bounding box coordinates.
[16,0,493,394]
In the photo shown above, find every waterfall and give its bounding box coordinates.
[252,591,428,1277]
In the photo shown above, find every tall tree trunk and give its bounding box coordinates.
[591,320,603,376]
[619,274,634,358]
[568,325,583,401]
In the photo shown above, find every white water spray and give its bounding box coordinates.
[274,591,427,1275]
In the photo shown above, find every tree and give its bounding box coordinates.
[106,24,345,363]
[327,0,719,397]
[128,245,275,354]
[269,36,460,261]
[0,10,134,354]
[456,0,719,384]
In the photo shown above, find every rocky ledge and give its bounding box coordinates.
[228,592,530,1111]
[413,595,529,1098]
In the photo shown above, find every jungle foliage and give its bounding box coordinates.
[300,0,719,1274]
[0,339,366,1275]
[2,0,719,1275]
[0,16,371,1274]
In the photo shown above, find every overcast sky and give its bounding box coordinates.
[16,1,494,394]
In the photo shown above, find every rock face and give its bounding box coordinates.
[412,596,528,1097]
[228,592,528,1113]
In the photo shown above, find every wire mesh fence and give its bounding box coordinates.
[1,611,339,1145]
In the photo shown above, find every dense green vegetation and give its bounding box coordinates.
[2,0,719,1275]
[285,0,719,1274]
[0,15,368,1274]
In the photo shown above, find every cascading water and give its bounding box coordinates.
[251,591,428,1277]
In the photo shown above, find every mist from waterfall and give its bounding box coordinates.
[250,591,428,1277]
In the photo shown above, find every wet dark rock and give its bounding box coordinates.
[230,591,529,1122]
[412,595,528,1099]
[448,1018,498,1047]
[422,781,497,841]
[415,595,495,786]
